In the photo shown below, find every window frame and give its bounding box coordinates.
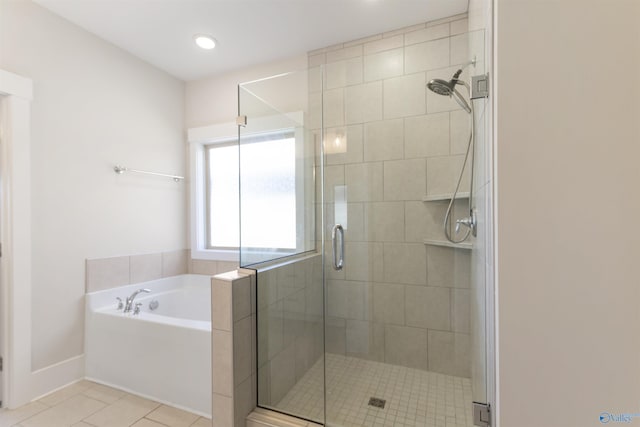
[187,112,305,262]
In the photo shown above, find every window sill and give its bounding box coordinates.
[191,248,239,262]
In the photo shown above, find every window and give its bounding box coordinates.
[205,132,296,250]
[188,118,306,262]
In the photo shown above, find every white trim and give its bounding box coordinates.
[187,112,304,263]
[30,355,85,401]
[0,69,33,408]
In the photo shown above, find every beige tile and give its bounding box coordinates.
[405,200,448,243]
[383,242,427,285]
[325,317,346,355]
[427,245,471,288]
[344,33,382,48]
[405,23,450,45]
[343,202,365,241]
[383,158,426,201]
[451,109,471,155]
[372,283,405,325]
[426,155,470,196]
[427,330,471,377]
[323,88,344,128]
[452,288,471,333]
[146,404,199,427]
[0,401,48,426]
[38,380,92,406]
[344,161,383,202]
[191,416,212,427]
[191,259,218,275]
[130,419,164,427]
[217,261,239,274]
[23,395,105,427]
[364,34,403,55]
[451,18,469,35]
[83,394,159,427]
[383,73,426,119]
[344,242,384,282]
[307,91,322,130]
[363,48,404,82]
[405,285,451,330]
[82,382,126,404]
[211,278,232,331]
[233,275,252,321]
[212,394,233,427]
[307,53,325,67]
[257,268,278,310]
[321,165,345,203]
[383,22,425,39]
[212,329,234,396]
[364,202,405,242]
[270,344,296,403]
[405,112,450,158]
[325,125,364,166]
[405,38,450,74]
[234,316,253,386]
[71,422,95,427]
[450,33,469,66]
[384,325,428,370]
[325,57,363,89]
[161,250,188,277]
[262,301,284,361]
[86,256,129,293]
[344,81,383,124]
[364,119,404,162]
[346,320,384,362]
[327,279,368,320]
[282,289,306,347]
[130,253,162,284]
[234,375,255,427]
[326,45,363,63]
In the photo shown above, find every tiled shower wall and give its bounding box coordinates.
[309,14,473,378]
[256,254,324,408]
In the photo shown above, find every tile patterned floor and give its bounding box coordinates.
[0,380,211,427]
[276,354,474,427]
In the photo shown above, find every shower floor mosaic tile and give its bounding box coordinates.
[276,353,473,427]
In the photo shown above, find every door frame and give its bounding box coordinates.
[0,69,33,409]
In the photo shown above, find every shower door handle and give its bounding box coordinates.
[332,224,344,270]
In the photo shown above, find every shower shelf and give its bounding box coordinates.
[423,239,472,250]
[422,192,469,202]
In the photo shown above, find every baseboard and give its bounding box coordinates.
[29,354,85,402]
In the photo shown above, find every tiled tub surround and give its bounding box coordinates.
[85,249,239,293]
[211,270,257,427]
[310,14,473,378]
[85,274,213,416]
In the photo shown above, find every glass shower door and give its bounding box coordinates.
[321,26,488,427]
[239,68,325,424]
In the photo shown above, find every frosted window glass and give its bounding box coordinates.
[207,136,296,249]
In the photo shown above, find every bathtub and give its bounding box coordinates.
[85,274,212,416]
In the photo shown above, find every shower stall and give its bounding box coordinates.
[236,18,491,427]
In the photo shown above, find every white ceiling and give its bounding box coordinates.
[33,0,468,82]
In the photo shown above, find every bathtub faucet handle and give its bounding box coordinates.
[115,297,123,310]
[133,303,143,316]
[124,288,151,313]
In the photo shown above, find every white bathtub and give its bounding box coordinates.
[85,274,212,416]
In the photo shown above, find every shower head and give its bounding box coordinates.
[427,69,472,114]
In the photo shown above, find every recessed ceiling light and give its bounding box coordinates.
[194,34,216,50]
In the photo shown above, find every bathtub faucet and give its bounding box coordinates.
[124,288,151,313]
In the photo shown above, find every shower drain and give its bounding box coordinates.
[368,397,386,409]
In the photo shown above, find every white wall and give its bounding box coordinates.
[185,55,307,128]
[496,1,640,426]
[0,0,186,375]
